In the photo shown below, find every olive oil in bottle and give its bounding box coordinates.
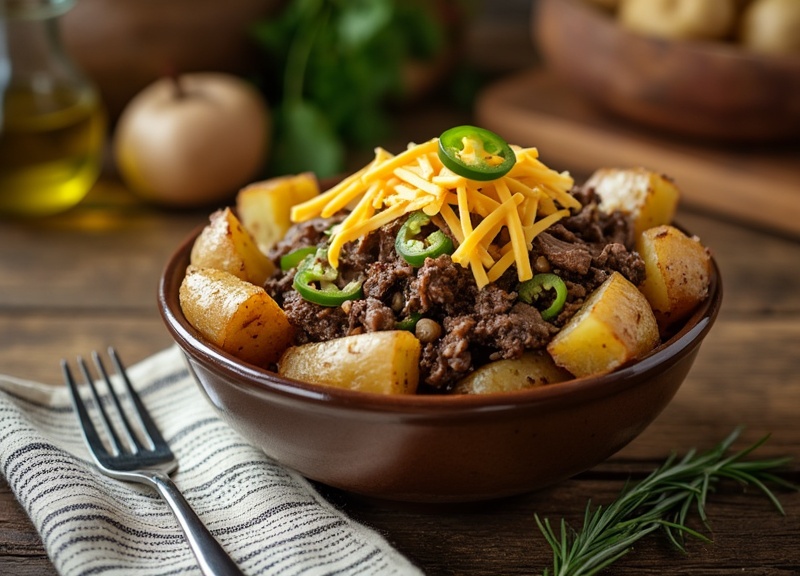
[0,87,105,217]
[0,0,106,218]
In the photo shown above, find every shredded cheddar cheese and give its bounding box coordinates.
[289,139,577,289]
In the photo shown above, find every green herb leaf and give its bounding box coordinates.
[336,0,393,49]
[536,428,797,576]
[251,0,455,175]
[269,101,344,178]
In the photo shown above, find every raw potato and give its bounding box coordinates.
[279,331,421,395]
[236,173,320,254]
[637,225,712,331]
[618,0,737,40]
[453,352,572,394]
[179,266,294,367]
[586,167,680,238]
[190,207,274,286]
[547,272,659,377]
[739,0,800,54]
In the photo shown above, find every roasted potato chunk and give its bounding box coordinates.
[547,272,659,377]
[179,266,294,366]
[236,173,320,254]
[637,225,712,332]
[453,351,572,394]
[190,207,274,286]
[587,167,680,238]
[278,331,421,394]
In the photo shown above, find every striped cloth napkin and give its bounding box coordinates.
[0,345,422,576]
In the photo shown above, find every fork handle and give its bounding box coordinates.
[149,472,245,576]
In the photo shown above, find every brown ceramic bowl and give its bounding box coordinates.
[158,226,722,503]
[534,0,800,143]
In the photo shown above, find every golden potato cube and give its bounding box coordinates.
[190,207,274,286]
[236,173,320,254]
[637,225,712,331]
[618,0,737,41]
[586,167,680,238]
[179,266,294,367]
[454,351,572,394]
[279,331,421,395]
[547,272,659,377]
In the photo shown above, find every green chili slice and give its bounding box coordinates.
[395,211,454,267]
[293,248,363,307]
[437,125,516,181]
[518,273,567,321]
[280,246,317,271]
[396,312,422,332]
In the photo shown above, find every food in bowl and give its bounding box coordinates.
[178,126,711,395]
[536,0,800,143]
[619,0,738,42]
[588,0,800,54]
[159,126,721,501]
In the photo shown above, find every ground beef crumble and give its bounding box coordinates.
[264,184,645,392]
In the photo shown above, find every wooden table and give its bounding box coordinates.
[2,126,799,575]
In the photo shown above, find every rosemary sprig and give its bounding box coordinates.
[536,428,797,576]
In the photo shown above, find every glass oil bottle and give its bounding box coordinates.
[0,0,106,217]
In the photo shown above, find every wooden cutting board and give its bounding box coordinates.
[476,69,800,239]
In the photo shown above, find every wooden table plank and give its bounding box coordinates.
[0,209,204,310]
[0,483,55,576]
[319,475,800,575]
[0,315,174,385]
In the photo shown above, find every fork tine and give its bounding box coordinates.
[77,355,125,456]
[62,359,110,459]
[108,347,169,452]
[92,350,145,453]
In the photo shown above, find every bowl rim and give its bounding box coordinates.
[159,223,722,415]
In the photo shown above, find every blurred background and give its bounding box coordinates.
[2,0,799,234]
[58,0,536,177]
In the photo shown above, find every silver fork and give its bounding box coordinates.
[62,347,244,576]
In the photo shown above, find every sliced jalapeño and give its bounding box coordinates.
[518,273,567,321]
[293,248,363,307]
[395,211,454,267]
[437,125,516,181]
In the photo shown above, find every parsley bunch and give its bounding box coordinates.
[252,0,455,178]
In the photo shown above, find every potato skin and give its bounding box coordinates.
[587,167,680,239]
[453,352,572,394]
[637,225,712,332]
[179,266,294,367]
[236,173,320,254]
[547,272,659,377]
[278,331,421,395]
[190,207,274,286]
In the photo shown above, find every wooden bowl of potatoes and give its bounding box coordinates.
[534,0,800,143]
[157,156,723,503]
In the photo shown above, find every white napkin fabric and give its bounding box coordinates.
[0,345,422,576]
